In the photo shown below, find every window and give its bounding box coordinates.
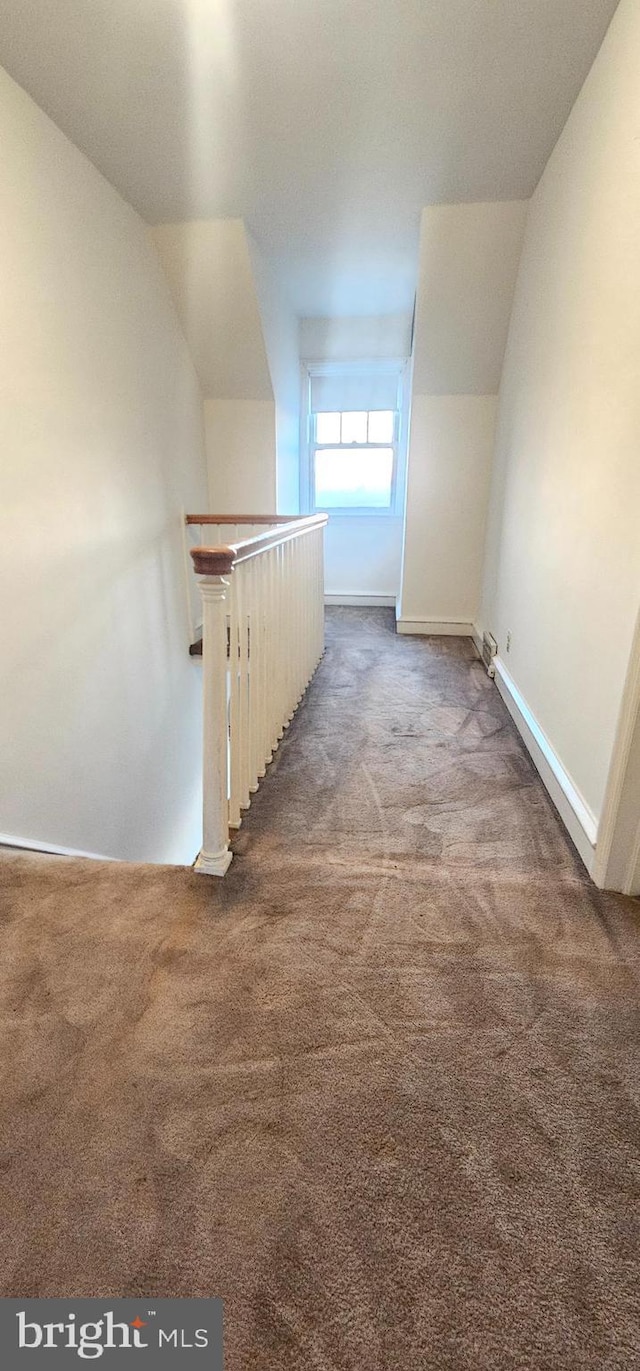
[302,361,408,516]
[312,410,397,510]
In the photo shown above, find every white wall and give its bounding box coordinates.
[0,67,209,863]
[300,315,413,363]
[300,314,412,598]
[248,235,301,512]
[204,399,276,513]
[411,203,529,395]
[399,396,497,627]
[480,0,640,828]
[151,218,278,514]
[398,202,527,630]
[324,518,404,599]
[596,610,640,894]
[150,219,273,399]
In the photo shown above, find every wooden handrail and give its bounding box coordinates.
[190,514,328,577]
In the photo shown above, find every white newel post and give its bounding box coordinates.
[195,574,233,876]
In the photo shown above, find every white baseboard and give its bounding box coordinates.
[325,594,396,607]
[0,832,116,862]
[396,618,473,637]
[470,625,484,659]
[492,658,598,873]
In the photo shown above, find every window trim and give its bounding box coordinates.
[300,360,409,518]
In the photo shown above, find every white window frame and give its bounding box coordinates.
[300,360,409,519]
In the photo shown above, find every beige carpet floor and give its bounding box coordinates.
[0,609,638,1369]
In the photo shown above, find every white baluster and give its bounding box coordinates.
[194,575,232,876]
[258,551,271,771]
[284,538,295,725]
[302,532,311,689]
[276,543,286,743]
[237,562,251,812]
[318,525,325,663]
[247,557,260,793]
[296,535,304,694]
[228,574,242,830]
[270,544,280,748]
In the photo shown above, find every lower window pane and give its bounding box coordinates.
[314,448,393,509]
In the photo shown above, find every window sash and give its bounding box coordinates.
[314,410,397,448]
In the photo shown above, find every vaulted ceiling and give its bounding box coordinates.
[0,0,619,314]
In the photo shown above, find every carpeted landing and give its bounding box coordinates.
[0,609,638,1369]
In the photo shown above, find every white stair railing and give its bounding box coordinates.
[187,514,328,875]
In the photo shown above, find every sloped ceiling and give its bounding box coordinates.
[0,0,619,315]
[151,219,273,399]
[412,202,529,394]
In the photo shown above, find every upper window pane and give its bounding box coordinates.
[368,410,394,443]
[341,411,368,444]
[316,412,341,444]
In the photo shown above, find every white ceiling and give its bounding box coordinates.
[0,0,619,315]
